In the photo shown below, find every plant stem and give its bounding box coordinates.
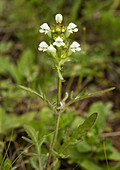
[45,75,61,170]
[38,155,42,170]
[57,76,62,107]
[36,144,42,170]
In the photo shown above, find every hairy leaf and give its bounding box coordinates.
[71,112,97,139]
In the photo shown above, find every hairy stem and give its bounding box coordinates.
[45,75,61,170]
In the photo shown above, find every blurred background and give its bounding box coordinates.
[0,0,120,169]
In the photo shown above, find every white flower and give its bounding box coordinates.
[38,41,48,52]
[55,14,63,23]
[39,23,51,35]
[67,23,78,33]
[47,45,56,57]
[53,36,65,47]
[70,41,81,53]
[66,22,78,37]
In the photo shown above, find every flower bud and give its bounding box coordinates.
[55,14,63,23]
[51,25,56,33]
[56,25,61,33]
[61,26,66,33]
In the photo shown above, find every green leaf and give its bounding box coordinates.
[24,124,38,144]
[11,167,17,170]
[89,102,105,129]
[17,49,35,80]
[71,113,97,139]
[38,136,46,148]
[109,147,120,161]
[52,149,68,159]
[75,87,115,102]
[22,136,33,144]
[57,69,64,81]
[80,160,103,170]
[30,157,39,170]
[75,88,86,99]
[3,158,11,170]
[0,56,20,83]
[18,85,56,113]
[62,92,69,102]
[60,87,115,114]
[38,85,44,97]
[70,91,74,100]
[77,142,91,153]
[0,107,35,134]
[18,85,43,100]
[0,42,13,53]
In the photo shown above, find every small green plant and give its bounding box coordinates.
[19,14,115,169]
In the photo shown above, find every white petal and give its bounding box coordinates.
[55,36,63,42]
[73,28,78,32]
[40,23,50,30]
[71,41,80,48]
[39,29,45,33]
[38,47,43,51]
[76,47,81,51]
[44,30,49,34]
[68,22,77,29]
[39,41,48,50]
[68,29,73,33]
[56,42,61,47]
[47,45,56,53]
[61,42,65,46]
[70,48,76,53]
[47,45,56,57]
[43,49,47,52]
[53,42,56,46]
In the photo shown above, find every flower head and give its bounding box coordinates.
[53,36,65,47]
[47,45,56,57]
[55,14,63,23]
[70,41,81,53]
[38,41,48,52]
[39,23,51,35]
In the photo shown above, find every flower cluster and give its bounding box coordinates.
[38,14,81,66]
